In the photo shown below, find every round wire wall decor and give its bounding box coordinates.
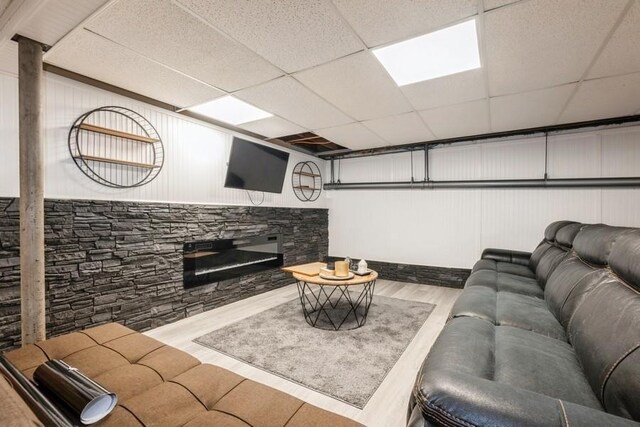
[292,161,322,202]
[68,106,165,188]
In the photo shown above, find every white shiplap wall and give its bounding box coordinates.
[0,72,326,208]
[327,127,640,269]
[3,71,639,270]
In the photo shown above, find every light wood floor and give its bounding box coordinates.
[146,280,461,427]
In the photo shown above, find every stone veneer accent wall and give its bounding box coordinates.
[0,198,328,351]
[328,257,470,288]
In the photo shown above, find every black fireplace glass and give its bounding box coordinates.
[183,234,283,288]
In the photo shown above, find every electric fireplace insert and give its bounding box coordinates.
[183,234,283,288]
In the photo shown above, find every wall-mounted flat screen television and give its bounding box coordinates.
[224,137,290,194]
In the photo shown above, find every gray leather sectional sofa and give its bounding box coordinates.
[408,221,640,426]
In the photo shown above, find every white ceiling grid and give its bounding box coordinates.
[0,0,639,150]
[234,76,353,130]
[294,51,413,122]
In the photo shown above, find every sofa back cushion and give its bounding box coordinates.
[567,230,640,421]
[555,223,584,250]
[609,229,640,287]
[529,221,579,281]
[572,224,629,266]
[544,220,577,242]
[534,245,568,288]
[544,253,607,327]
[0,374,42,426]
[529,241,552,271]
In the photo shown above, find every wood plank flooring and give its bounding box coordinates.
[145,280,461,427]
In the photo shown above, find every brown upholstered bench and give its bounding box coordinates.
[3,323,362,427]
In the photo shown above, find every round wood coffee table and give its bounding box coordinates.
[292,270,378,331]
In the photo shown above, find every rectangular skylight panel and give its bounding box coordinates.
[188,96,272,125]
[373,19,481,86]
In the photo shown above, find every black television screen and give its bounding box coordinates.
[224,137,290,193]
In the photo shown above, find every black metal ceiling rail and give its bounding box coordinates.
[319,115,640,160]
[324,177,640,190]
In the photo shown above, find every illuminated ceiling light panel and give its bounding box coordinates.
[373,19,481,86]
[188,96,273,125]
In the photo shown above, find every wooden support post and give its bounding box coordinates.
[18,36,46,345]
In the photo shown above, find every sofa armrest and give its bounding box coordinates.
[414,371,638,427]
[481,248,532,266]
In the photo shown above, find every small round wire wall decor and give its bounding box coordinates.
[68,106,165,188]
[292,161,322,202]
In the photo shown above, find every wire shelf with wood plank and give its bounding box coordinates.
[292,161,322,202]
[68,106,165,188]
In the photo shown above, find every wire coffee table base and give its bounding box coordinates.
[295,278,377,331]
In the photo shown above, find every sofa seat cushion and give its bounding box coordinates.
[35,332,96,360]
[465,270,544,298]
[99,407,142,427]
[81,322,136,344]
[93,364,163,402]
[183,411,250,427]
[170,364,245,409]
[4,323,363,427]
[62,345,130,378]
[414,317,605,426]
[213,379,305,427]
[286,404,363,427]
[137,345,200,381]
[472,258,536,278]
[122,381,207,426]
[494,325,600,407]
[449,286,566,341]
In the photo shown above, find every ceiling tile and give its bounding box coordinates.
[86,0,282,92]
[237,116,306,139]
[315,122,387,150]
[485,0,627,96]
[362,112,434,145]
[559,72,640,124]
[234,76,352,130]
[16,0,108,46]
[483,0,521,11]
[45,30,225,108]
[0,41,17,76]
[490,83,577,132]
[295,51,412,121]
[419,99,490,139]
[333,0,477,47]
[176,0,363,73]
[401,68,486,110]
[589,1,640,79]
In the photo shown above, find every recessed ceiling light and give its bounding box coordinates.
[373,19,481,86]
[188,96,273,125]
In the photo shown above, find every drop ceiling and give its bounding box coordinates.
[1,0,639,153]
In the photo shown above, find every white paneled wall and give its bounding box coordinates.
[327,127,640,269]
[0,73,326,208]
[0,74,18,197]
[3,71,640,270]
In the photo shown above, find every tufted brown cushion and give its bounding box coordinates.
[93,364,163,402]
[171,364,244,408]
[36,332,96,360]
[213,380,305,427]
[122,381,207,426]
[183,411,250,426]
[287,404,362,427]
[4,323,362,427]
